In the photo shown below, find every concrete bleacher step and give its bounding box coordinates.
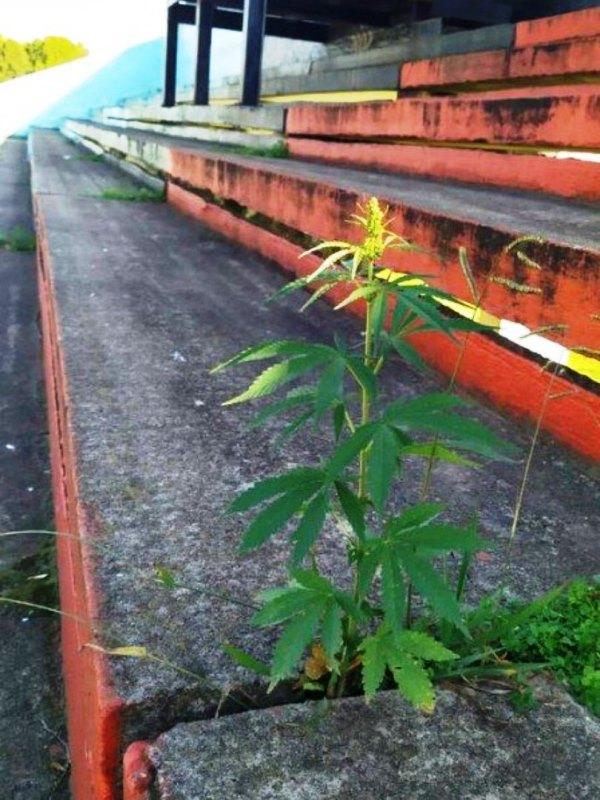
[99,104,286,151]
[61,119,600,462]
[128,683,599,799]
[400,35,600,93]
[287,85,600,149]
[32,130,599,799]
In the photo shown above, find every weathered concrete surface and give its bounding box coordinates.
[150,682,600,800]
[63,121,600,254]
[32,131,599,753]
[0,138,67,799]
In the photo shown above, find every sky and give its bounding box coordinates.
[0,0,169,56]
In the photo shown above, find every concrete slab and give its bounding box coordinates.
[0,138,67,799]
[100,104,286,133]
[61,121,600,366]
[32,131,599,793]
[63,121,600,254]
[148,682,600,800]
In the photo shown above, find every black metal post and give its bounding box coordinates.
[194,0,216,105]
[241,0,267,106]
[163,3,179,107]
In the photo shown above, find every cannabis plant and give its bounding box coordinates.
[214,198,515,711]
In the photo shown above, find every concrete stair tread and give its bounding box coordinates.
[145,682,600,800]
[69,122,600,253]
[32,127,599,745]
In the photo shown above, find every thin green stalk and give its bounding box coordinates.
[508,363,559,548]
[358,262,375,500]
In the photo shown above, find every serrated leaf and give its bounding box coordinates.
[335,481,366,540]
[405,413,517,461]
[248,389,314,430]
[274,409,314,447]
[390,652,435,713]
[240,486,316,552]
[251,587,313,627]
[400,441,478,468]
[326,423,378,478]
[371,288,388,352]
[393,289,458,342]
[291,492,330,564]
[321,601,343,663]
[334,285,377,310]
[333,403,345,440]
[314,358,345,420]
[357,540,382,597]
[395,631,457,662]
[222,644,270,676]
[386,502,445,534]
[384,392,466,423]
[360,631,388,698]
[269,601,324,687]
[292,569,333,595]
[394,523,487,553]
[368,424,398,513]
[229,468,324,513]
[212,340,331,373]
[223,354,331,406]
[344,355,377,401]
[381,545,406,636]
[383,334,429,373]
[399,549,464,631]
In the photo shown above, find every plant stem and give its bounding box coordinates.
[357,262,375,499]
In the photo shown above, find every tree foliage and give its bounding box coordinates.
[0,35,87,83]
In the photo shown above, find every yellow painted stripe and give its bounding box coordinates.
[376,268,599,385]
[210,91,397,106]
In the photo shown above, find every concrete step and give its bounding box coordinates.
[286,85,600,149]
[400,36,600,92]
[60,120,600,460]
[286,136,600,201]
[98,104,285,151]
[126,682,599,800]
[31,130,599,799]
[62,120,600,347]
[286,85,600,199]
[515,6,600,48]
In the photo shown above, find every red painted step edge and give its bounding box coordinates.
[400,37,600,90]
[35,197,124,800]
[123,742,153,800]
[166,148,600,351]
[285,86,600,148]
[287,137,600,202]
[515,7,600,48]
[168,181,600,462]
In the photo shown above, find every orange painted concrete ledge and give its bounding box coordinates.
[287,137,600,202]
[285,85,600,148]
[36,199,124,800]
[123,742,153,800]
[400,36,600,91]
[165,148,600,352]
[168,181,600,463]
[515,7,600,48]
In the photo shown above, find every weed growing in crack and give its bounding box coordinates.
[0,226,36,251]
[214,197,524,711]
[99,186,164,202]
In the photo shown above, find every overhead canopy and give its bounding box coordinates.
[163,0,592,107]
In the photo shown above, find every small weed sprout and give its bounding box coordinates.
[214,197,519,711]
[99,186,164,202]
[0,226,36,251]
